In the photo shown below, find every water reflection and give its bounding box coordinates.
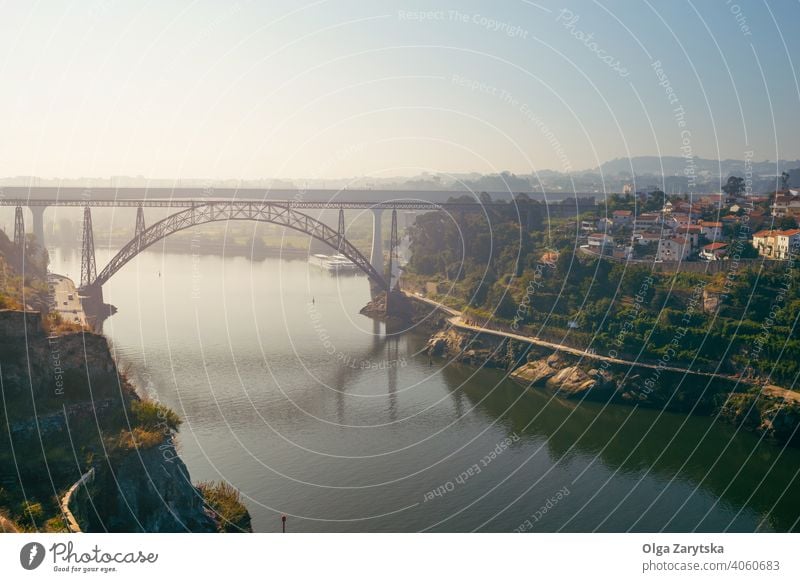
[44,248,800,532]
[445,363,800,532]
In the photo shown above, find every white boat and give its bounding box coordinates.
[308,253,360,273]
[308,254,330,268]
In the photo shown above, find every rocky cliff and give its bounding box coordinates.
[78,439,217,533]
[0,309,226,532]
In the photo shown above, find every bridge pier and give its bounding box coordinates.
[13,206,25,248]
[29,205,46,247]
[370,208,383,276]
[80,206,97,289]
[78,283,110,331]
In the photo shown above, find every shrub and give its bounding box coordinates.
[130,400,181,432]
[44,312,85,334]
[44,515,69,533]
[198,481,252,533]
[117,428,165,451]
[17,501,44,531]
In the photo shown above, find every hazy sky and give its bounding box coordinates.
[0,0,798,180]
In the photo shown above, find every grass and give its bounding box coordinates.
[130,399,182,432]
[198,481,252,532]
[117,427,166,451]
[44,312,86,334]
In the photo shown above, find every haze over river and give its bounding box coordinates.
[49,245,800,532]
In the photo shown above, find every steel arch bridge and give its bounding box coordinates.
[85,201,388,291]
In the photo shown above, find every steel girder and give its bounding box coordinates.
[88,202,387,290]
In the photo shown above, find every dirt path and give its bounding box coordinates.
[407,292,744,381]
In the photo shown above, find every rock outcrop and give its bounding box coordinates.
[82,439,216,533]
[511,354,616,399]
[424,327,524,368]
[0,310,121,412]
[0,309,226,532]
[360,290,414,325]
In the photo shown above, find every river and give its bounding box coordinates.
[48,246,800,532]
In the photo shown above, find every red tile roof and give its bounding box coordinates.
[755,229,800,237]
[703,242,727,250]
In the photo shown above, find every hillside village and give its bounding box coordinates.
[578,182,800,263]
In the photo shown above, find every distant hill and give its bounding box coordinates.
[4,156,799,194]
[597,156,800,177]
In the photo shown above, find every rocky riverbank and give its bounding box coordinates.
[411,297,800,447]
[0,309,251,532]
[360,290,415,324]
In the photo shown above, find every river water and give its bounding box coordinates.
[49,246,800,532]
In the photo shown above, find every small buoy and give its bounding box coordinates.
[281,515,287,533]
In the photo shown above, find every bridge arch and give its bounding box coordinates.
[86,202,387,290]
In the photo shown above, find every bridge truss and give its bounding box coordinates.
[88,201,388,290]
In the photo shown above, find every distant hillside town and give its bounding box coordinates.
[579,178,800,263]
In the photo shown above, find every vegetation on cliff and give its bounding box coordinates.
[405,195,800,388]
[0,229,49,313]
[116,400,183,451]
[198,481,253,532]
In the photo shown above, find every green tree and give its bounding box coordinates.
[722,176,746,198]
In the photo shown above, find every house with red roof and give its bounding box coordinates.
[771,192,800,217]
[612,209,632,226]
[700,242,727,261]
[698,220,723,240]
[752,229,800,259]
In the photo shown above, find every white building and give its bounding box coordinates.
[588,232,613,248]
[633,213,660,232]
[700,242,727,261]
[751,229,800,259]
[612,210,632,226]
[656,236,692,262]
[698,220,723,241]
[776,229,800,259]
[771,193,800,217]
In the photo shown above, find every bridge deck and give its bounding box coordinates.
[0,198,597,210]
